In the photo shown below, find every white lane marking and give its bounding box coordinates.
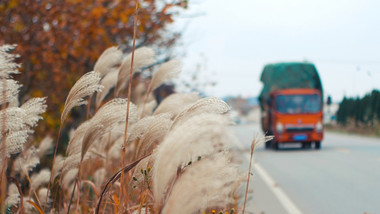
[253,163,303,214]
[234,140,303,214]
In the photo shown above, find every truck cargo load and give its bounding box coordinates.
[259,62,324,150]
[259,62,323,110]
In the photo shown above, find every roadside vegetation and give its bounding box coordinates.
[327,90,380,137]
[0,43,272,213]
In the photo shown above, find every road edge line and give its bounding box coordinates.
[253,162,303,214]
[233,136,303,214]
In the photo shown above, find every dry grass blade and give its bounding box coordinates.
[115,47,155,95]
[242,133,274,214]
[61,71,103,123]
[27,199,44,214]
[94,46,122,77]
[95,153,151,214]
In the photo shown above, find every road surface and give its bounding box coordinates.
[232,123,380,214]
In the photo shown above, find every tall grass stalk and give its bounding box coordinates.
[243,134,274,214]
[120,0,139,210]
[0,78,7,211]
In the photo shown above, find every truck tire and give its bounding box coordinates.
[315,141,321,149]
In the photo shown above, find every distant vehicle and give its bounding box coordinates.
[259,62,324,149]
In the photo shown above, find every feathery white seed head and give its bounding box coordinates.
[81,98,138,160]
[20,97,47,127]
[171,97,231,129]
[0,79,21,105]
[153,113,234,203]
[94,46,122,77]
[153,92,200,118]
[30,168,51,191]
[61,71,103,123]
[162,154,244,214]
[116,47,155,95]
[0,44,21,78]
[62,168,78,191]
[96,69,119,108]
[38,135,54,158]
[13,146,40,178]
[149,60,181,92]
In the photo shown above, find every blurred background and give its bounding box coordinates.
[174,0,380,136]
[1,0,380,213]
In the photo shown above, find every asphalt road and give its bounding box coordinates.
[232,123,380,214]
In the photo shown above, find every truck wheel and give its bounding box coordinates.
[315,141,321,149]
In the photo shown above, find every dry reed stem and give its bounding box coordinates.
[119,1,139,210]
[242,133,274,214]
[0,78,8,211]
[96,153,150,214]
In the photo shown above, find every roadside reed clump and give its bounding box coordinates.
[0,44,259,214]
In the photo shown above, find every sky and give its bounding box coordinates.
[173,0,380,103]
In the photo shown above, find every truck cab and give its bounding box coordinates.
[264,88,323,149]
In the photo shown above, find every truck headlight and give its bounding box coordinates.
[316,121,323,132]
[276,122,284,133]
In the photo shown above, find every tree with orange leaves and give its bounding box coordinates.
[0,0,187,136]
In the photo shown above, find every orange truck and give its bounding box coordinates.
[259,62,324,149]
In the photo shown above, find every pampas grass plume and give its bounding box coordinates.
[38,135,53,158]
[115,47,155,95]
[153,113,233,203]
[148,60,181,92]
[93,46,122,77]
[81,98,138,160]
[0,44,21,78]
[30,169,51,191]
[20,97,47,127]
[61,71,103,123]
[162,154,243,214]
[96,69,119,107]
[171,97,231,129]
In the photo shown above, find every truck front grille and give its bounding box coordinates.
[286,126,314,132]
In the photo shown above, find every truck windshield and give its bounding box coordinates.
[275,94,321,114]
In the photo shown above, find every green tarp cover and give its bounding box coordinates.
[259,62,323,109]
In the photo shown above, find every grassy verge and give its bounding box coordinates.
[325,123,380,138]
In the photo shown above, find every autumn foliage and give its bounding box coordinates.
[0,0,187,135]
